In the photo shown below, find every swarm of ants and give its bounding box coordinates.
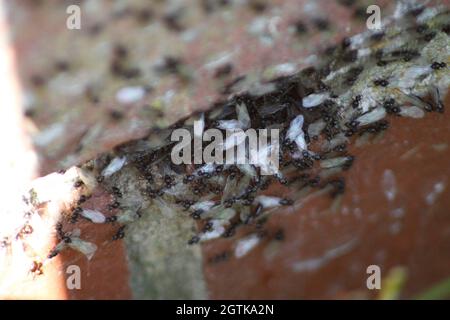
[41,5,449,264]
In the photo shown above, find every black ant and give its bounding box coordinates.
[183,175,195,184]
[277,176,288,185]
[384,98,400,114]
[70,207,82,224]
[106,215,118,223]
[242,198,254,206]
[108,201,121,210]
[431,62,447,70]
[112,186,122,198]
[191,210,203,220]
[77,195,87,205]
[63,235,72,244]
[423,32,436,42]
[164,175,174,187]
[112,226,126,241]
[222,226,236,238]
[203,221,213,232]
[55,222,64,239]
[188,235,200,245]
[351,95,362,108]
[224,198,235,208]
[373,79,389,87]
